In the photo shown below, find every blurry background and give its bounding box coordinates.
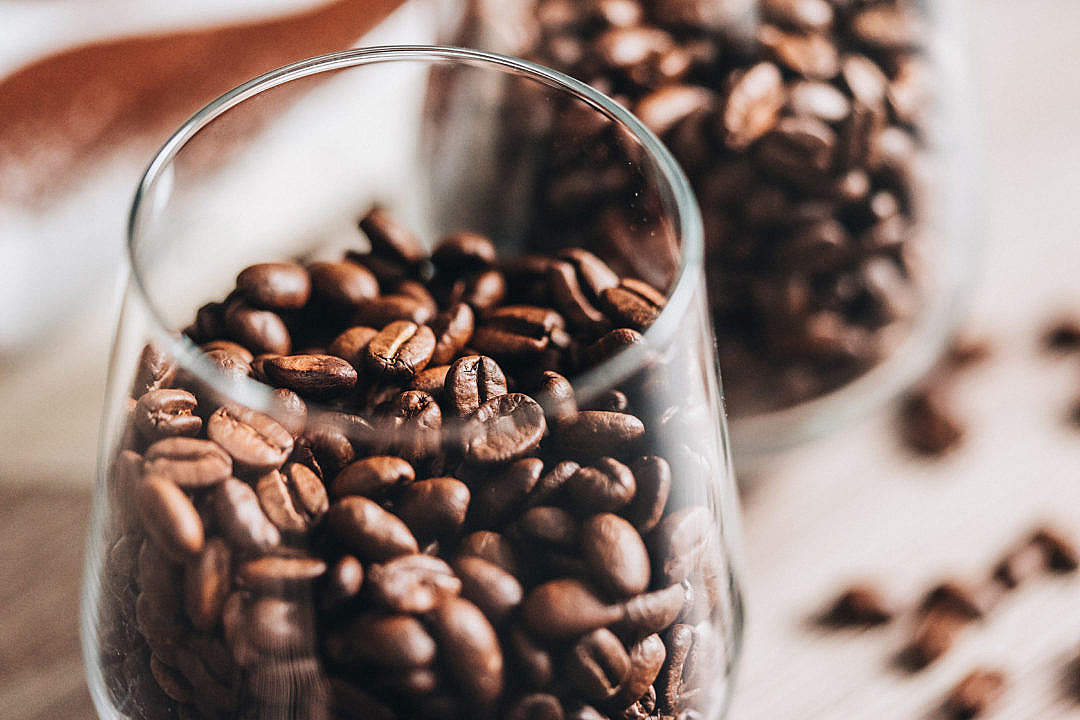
[2,0,1080,718]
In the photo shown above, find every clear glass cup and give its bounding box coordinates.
[82,47,744,720]
[454,0,978,464]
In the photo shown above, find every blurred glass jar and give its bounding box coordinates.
[83,48,744,720]
[453,0,977,461]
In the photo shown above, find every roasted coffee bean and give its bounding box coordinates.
[658,624,693,713]
[446,355,509,417]
[206,404,293,475]
[507,693,565,720]
[322,555,364,610]
[308,260,379,307]
[453,556,524,624]
[330,613,437,668]
[518,506,580,549]
[426,596,504,709]
[134,389,201,441]
[267,387,307,437]
[1032,526,1080,572]
[625,456,670,534]
[458,531,520,577]
[943,668,1006,720]
[900,608,964,670]
[247,595,314,654]
[302,421,358,477]
[471,306,568,359]
[612,634,665,710]
[213,476,281,554]
[762,0,833,32]
[236,262,311,310]
[183,538,231,631]
[549,251,618,330]
[919,582,985,620]
[395,477,471,540]
[535,370,578,427]
[1043,316,1080,352]
[430,302,476,366]
[722,62,786,149]
[822,584,894,626]
[375,390,444,463]
[522,579,623,639]
[239,555,327,593]
[144,437,233,489]
[367,321,436,379]
[333,456,415,499]
[581,328,646,368]
[524,460,580,510]
[464,393,547,465]
[223,300,291,355]
[558,411,645,457]
[618,584,686,638]
[327,325,379,371]
[567,458,636,514]
[360,206,428,267]
[582,513,650,598]
[138,475,205,561]
[650,507,711,585]
[634,85,714,137]
[992,541,1046,589]
[433,232,497,273]
[263,354,358,397]
[133,343,177,397]
[470,457,543,527]
[508,625,555,688]
[412,364,452,395]
[599,279,665,331]
[328,496,418,561]
[566,628,631,702]
[354,294,436,327]
[367,554,461,614]
[256,462,328,534]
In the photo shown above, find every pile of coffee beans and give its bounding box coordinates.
[511,0,931,415]
[95,208,733,720]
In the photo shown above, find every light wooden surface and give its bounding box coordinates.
[3,2,1080,719]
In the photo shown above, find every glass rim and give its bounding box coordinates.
[126,44,706,412]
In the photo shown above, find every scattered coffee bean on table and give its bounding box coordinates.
[942,668,1006,719]
[95,206,732,720]
[510,0,933,416]
[820,583,894,627]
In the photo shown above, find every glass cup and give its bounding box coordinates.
[454,0,978,464]
[82,47,744,720]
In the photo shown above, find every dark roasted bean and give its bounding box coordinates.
[565,628,631,702]
[558,411,645,457]
[722,62,785,149]
[360,206,428,267]
[144,437,232,489]
[458,531,519,576]
[412,364,452,395]
[332,613,437,668]
[611,634,666,710]
[322,555,364,610]
[518,506,579,549]
[582,513,651,598]
[213,476,281,554]
[426,596,504,709]
[469,457,543,527]
[223,300,291,355]
[207,404,293,473]
[328,496,418,561]
[430,302,476,366]
[453,556,524,624]
[433,232,497,273]
[236,262,311,310]
[1033,526,1080,572]
[508,626,555,688]
[256,462,328,534]
[355,294,436,327]
[471,306,567,359]
[263,354,358,397]
[617,584,686,638]
[599,279,665,331]
[267,387,307,436]
[900,609,965,670]
[822,584,894,626]
[367,554,461,614]
[183,538,231,631]
[522,579,623,639]
[327,325,379,370]
[376,390,444,463]
[395,477,471,540]
[367,321,436,379]
[247,595,314,653]
[650,507,710,585]
[446,355,508,417]
[239,555,327,592]
[464,393,547,465]
[308,260,379,306]
[133,343,177,397]
[535,370,578,427]
[507,693,565,720]
[567,458,636,514]
[134,389,201,441]
[943,669,1007,719]
[625,456,670,534]
[333,456,415,499]
[658,624,693,713]
[138,475,205,561]
[919,581,985,620]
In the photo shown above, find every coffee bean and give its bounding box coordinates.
[582,327,646,368]
[900,609,964,670]
[464,393,547,465]
[256,462,328,534]
[430,302,476,365]
[507,693,565,720]
[567,458,636,514]
[133,343,178,397]
[367,321,436,379]
[518,506,580,549]
[557,411,645,458]
[375,391,444,463]
[758,25,839,81]
[822,584,894,626]
[549,255,616,330]
[354,294,436,327]
[263,354,358,397]
[634,85,714,137]
[470,457,544,527]
[236,262,311,310]
[327,325,379,371]
[223,300,292,355]
[565,628,631,702]
[471,305,568,359]
[239,555,328,593]
[412,364,452,395]
[599,279,665,331]
[247,595,314,654]
[395,477,471,540]
[943,668,1006,720]
[919,582,985,620]
[433,232,497,273]
[1032,526,1079,572]
[322,555,364,610]
[453,556,524,624]
[367,554,461,614]
[360,206,428,267]
[134,389,202,441]
[138,475,205,561]
[722,62,785,149]
[426,596,504,709]
[522,579,623,639]
[618,584,686,638]
[762,0,833,33]
[446,355,508,417]
[582,513,650,598]
[144,437,233,489]
[334,613,437,668]
[207,404,294,474]
[611,634,665,710]
[183,538,231,631]
[535,370,578,427]
[1043,316,1080,352]
[213,476,281,554]
[267,387,307,437]
[625,456,670,534]
[658,624,693,713]
[308,261,379,307]
[992,541,1046,589]
[650,507,711,585]
[508,626,555,689]
[333,456,415,499]
[328,496,418,561]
